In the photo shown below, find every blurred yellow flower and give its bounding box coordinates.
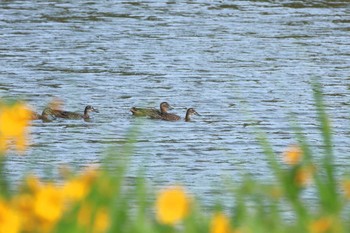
[48,97,64,110]
[12,194,35,232]
[309,217,332,233]
[34,184,64,224]
[80,167,99,186]
[156,186,190,225]
[62,167,98,202]
[294,166,313,187]
[78,203,92,228]
[62,178,88,201]
[93,208,110,233]
[0,199,20,233]
[210,212,232,233]
[0,102,31,153]
[342,179,350,199]
[283,145,302,165]
[25,174,41,193]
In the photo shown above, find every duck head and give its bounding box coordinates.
[85,105,99,114]
[160,102,173,113]
[185,108,200,121]
[187,108,199,116]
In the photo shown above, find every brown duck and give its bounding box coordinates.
[42,105,99,121]
[156,108,199,122]
[130,102,173,118]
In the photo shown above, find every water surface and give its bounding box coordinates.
[1,0,349,206]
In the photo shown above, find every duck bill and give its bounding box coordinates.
[93,108,99,113]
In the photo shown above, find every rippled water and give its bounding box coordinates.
[1,1,349,206]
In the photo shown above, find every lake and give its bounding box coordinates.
[0,0,349,206]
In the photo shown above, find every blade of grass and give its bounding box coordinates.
[313,81,339,213]
[0,155,9,198]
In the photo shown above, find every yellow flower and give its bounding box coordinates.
[294,165,314,187]
[12,194,35,232]
[78,203,92,228]
[93,208,110,233]
[0,199,21,233]
[342,179,350,199]
[62,167,98,202]
[34,184,64,224]
[309,217,332,233]
[283,145,302,165]
[80,167,99,186]
[48,97,64,110]
[210,212,232,233]
[155,186,190,225]
[24,174,41,193]
[62,178,88,201]
[0,102,31,153]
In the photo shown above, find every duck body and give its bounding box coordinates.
[155,112,181,121]
[42,105,98,121]
[130,102,172,118]
[54,110,85,119]
[130,107,161,118]
[158,108,199,122]
[41,107,58,122]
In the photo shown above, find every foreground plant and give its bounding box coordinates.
[155,186,191,225]
[0,100,31,153]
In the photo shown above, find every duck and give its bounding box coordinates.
[42,105,99,121]
[157,108,199,122]
[130,102,172,118]
[41,107,58,122]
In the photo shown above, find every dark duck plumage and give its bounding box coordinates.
[130,102,172,118]
[42,105,99,121]
[41,107,59,122]
[157,108,199,122]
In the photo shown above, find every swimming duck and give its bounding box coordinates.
[130,102,172,118]
[41,105,98,121]
[51,105,99,120]
[157,108,199,122]
[41,107,59,122]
